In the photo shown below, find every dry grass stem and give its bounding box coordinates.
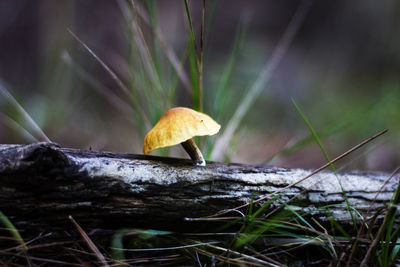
[68,215,110,267]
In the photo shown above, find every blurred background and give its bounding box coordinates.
[0,0,399,171]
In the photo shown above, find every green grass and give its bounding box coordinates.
[0,211,27,251]
[0,81,50,143]
[292,98,358,228]
[371,177,400,266]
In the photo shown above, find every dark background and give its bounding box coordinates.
[0,0,399,170]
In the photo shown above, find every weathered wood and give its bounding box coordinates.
[0,142,398,234]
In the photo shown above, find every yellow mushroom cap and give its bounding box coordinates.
[143,107,221,154]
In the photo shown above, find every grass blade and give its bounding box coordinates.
[265,118,350,163]
[129,0,165,98]
[198,0,205,112]
[207,129,388,217]
[346,167,400,266]
[291,98,336,171]
[203,242,283,267]
[67,29,130,98]
[292,98,358,228]
[212,18,246,121]
[67,28,151,129]
[360,176,400,266]
[211,0,312,161]
[0,113,37,142]
[187,37,201,110]
[183,0,198,56]
[184,0,202,111]
[204,17,247,158]
[0,211,27,251]
[118,0,192,94]
[114,241,219,252]
[62,52,136,124]
[0,81,50,142]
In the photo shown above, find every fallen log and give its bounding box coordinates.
[0,142,397,234]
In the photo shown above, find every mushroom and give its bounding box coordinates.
[143,107,221,166]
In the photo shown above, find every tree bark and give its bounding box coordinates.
[0,142,398,234]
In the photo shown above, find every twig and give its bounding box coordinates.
[207,129,388,218]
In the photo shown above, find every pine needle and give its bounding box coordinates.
[69,215,109,267]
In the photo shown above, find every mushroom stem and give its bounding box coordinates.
[181,139,206,166]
